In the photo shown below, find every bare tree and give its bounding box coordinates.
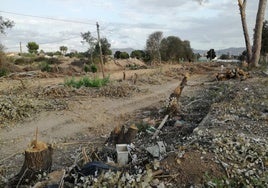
[146,31,163,64]
[238,0,267,67]
[250,0,267,67]
[238,0,252,63]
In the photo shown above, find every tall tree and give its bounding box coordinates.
[261,20,268,54]
[94,38,112,62]
[250,0,267,67]
[238,0,252,63]
[206,49,216,60]
[114,51,121,59]
[146,31,163,64]
[160,36,193,62]
[238,0,268,67]
[0,16,14,34]
[81,31,96,63]
[130,50,145,60]
[26,42,39,54]
[59,46,68,55]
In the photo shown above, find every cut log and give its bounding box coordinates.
[9,140,53,186]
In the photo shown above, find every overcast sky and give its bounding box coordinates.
[0,0,267,53]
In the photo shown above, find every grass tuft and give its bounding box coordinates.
[64,76,109,88]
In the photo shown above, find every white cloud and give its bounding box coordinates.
[1,0,268,52]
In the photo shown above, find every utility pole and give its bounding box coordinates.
[96,22,105,78]
[20,42,22,55]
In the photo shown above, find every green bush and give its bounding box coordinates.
[19,53,37,58]
[40,62,52,72]
[0,68,8,77]
[14,57,34,65]
[84,65,90,73]
[64,76,109,88]
[90,64,98,73]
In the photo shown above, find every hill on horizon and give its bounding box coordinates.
[193,47,245,56]
[111,47,246,57]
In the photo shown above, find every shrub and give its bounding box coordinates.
[40,62,52,72]
[14,57,34,65]
[0,68,8,77]
[90,64,98,73]
[120,52,129,59]
[64,76,109,88]
[71,59,88,67]
[84,65,90,73]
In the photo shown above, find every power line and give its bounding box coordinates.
[6,36,82,50]
[0,10,96,26]
[39,36,81,45]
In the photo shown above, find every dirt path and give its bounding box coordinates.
[0,63,213,162]
[0,78,185,160]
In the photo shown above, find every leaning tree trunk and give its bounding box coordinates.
[250,0,268,67]
[238,0,252,63]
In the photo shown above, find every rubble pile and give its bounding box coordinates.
[53,75,267,187]
[190,129,268,187]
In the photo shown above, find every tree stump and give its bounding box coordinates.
[124,124,138,144]
[9,140,53,186]
[166,74,188,115]
[108,124,138,145]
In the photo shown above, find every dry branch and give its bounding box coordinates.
[152,115,169,139]
[166,75,188,114]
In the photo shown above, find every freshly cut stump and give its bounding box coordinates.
[9,140,53,186]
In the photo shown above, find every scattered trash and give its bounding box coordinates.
[116,144,129,165]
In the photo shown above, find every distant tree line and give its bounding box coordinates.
[145,31,194,64]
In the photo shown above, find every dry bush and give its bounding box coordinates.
[0,52,22,76]
[93,81,141,98]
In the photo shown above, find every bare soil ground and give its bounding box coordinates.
[0,60,267,187]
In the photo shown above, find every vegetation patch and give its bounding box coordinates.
[40,62,52,72]
[0,68,8,77]
[64,76,110,88]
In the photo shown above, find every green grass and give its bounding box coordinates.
[40,62,52,72]
[64,76,110,88]
[0,68,8,77]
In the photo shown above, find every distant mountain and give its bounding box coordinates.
[194,47,246,56]
[111,48,135,55]
[112,47,246,57]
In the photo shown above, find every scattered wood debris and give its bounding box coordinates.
[216,67,250,81]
